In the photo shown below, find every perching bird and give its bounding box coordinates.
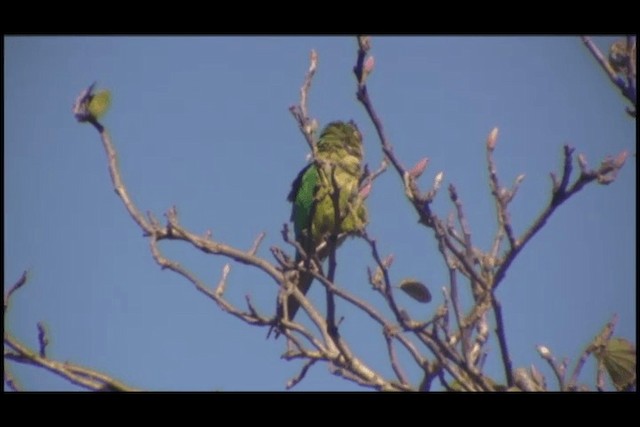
[285,120,368,321]
[72,82,112,123]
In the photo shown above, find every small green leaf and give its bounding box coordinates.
[601,338,636,391]
[399,279,431,303]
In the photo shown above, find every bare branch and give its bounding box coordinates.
[4,368,22,392]
[492,297,514,387]
[5,330,138,391]
[354,37,405,178]
[493,146,628,291]
[248,232,266,256]
[214,264,231,297]
[289,49,319,150]
[37,322,49,358]
[149,234,271,327]
[286,359,318,390]
[567,314,618,390]
[4,270,28,314]
[485,127,517,249]
[537,344,567,390]
[446,270,469,364]
[5,269,136,391]
[383,325,410,386]
[92,124,152,233]
[581,36,636,117]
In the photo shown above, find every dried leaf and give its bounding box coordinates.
[399,279,431,303]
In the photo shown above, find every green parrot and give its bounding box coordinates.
[285,120,368,321]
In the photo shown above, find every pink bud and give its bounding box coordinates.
[409,157,429,178]
[359,181,373,199]
[614,150,629,168]
[578,153,588,171]
[364,56,375,74]
[486,127,499,151]
[382,254,395,268]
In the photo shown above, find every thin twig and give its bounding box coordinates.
[492,297,514,387]
[286,359,318,389]
[537,345,567,390]
[581,36,636,117]
[446,270,468,364]
[486,128,517,249]
[289,49,319,150]
[567,314,618,389]
[92,124,152,233]
[214,264,231,297]
[494,146,628,291]
[4,368,22,391]
[37,322,49,358]
[248,232,266,256]
[4,270,28,313]
[383,325,410,386]
[5,333,138,391]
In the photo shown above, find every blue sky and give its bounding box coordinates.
[4,36,635,391]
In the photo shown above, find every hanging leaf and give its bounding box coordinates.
[600,338,636,391]
[398,279,431,303]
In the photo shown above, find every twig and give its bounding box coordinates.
[537,345,567,390]
[352,38,490,300]
[446,212,466,247]
[361,159,388,189]
[289,49,319,150]
[286,359,318,389]
[353,37,405,178]
[361,232,405,324]
[148,234,272,327]
[4,269,137,391]
[248,232,266,256]
[5,332,139,391]
[448,184,486,303]
[91,124,152,233]
[426,331,491,391]
[492,298,514,387]
[567,314,618,389]
[448,185,474,259]
[4,270,28,313]
[37,322,49,358]
[302,250,427,383]
[486,128,517,249]
[214,264,231,297]
[493,146,628,291]
[581,36,636,117]
[4,368,22,391]
[446,271,468,363]
[383,325,410,386]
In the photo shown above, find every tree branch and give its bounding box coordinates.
[4,273,138,391]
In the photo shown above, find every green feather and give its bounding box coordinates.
[285,121,368,321]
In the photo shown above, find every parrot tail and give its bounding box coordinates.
[286,269,314,322]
